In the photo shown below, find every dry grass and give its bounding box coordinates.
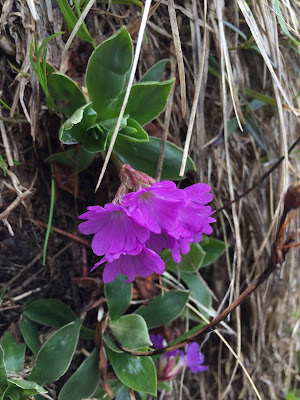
[0,0,299,399]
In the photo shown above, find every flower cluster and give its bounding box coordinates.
[150,334,208,381]
[79,170,215,283]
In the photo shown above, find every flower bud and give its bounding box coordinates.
[284,181,300,210]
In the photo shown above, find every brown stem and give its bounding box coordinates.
[31,219,91,248]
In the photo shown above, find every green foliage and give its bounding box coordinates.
[58,349,100,400]
[101,80,174,126]
[163,243,206,273]
[140,59,170,83]
[56,0,95,46]
[28,318,83,385]
[19,319,39,356]
[106,348,157,396]
[113,136,195,180]
[134,291,190,329]
[105,275,132,320]
[86,27,132,116]
[30,32,63,113]
[109,315,152,350]
[0,341,46,400]
[23,298,77,327]
[40,27,194,180]
[0,346,7,393]
[47,73,87,117]
[45,146,95,173]
[200,236,227,266]
[181,272,212,318]
[42,164,56,265]
[1,333,25,373]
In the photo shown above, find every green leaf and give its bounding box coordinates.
[110,315,152,350]
[244,88,276,106]
[113,136,195,180]
[45,146,95,173]
[167,322,204,347]
[181,272,211,318]
[0,346,7,393]
[0,385,20,400]
[91,380,122,399]
[7,380,47,396]
[86,27,132,116]
[82,124,109,153]
[28,318,83,385]
[200,236,227,267]
[47,73,87,117]
[79,326,95,340]
[157,381,173,392]
[19,319,40,356]
[245,116,266,151]
[56,0,95,45]
[59,103,98,145]
[118,119,149,142]
[106,348,156,396]
[1,333,25,373]
[102,80,175,126]
[222,20,248,41]
[23,299,77,328]
[103,333,123,354]
[58,349,100,400]
[163,243,206,273]
[134,290,189,329]
[273,0,300,46]
[115,384,130,400]
[105,275,132,320]
[139,59,170,83]
[101,115,129,132]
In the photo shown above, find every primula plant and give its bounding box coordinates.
[1,23,299,400]
[0,26,228,400]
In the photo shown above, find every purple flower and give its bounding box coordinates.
[186,342,209,373]
[122,181,187,236]
[150,334,208,380]
[93,246,165,283]
[78,204,150,261]
[78,169,215,282]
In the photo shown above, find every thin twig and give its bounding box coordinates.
[215,135,300,214]
[31,219,91,248]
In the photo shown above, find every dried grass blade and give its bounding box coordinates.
[60,0,95,70]
[95,0,153,192]
[179,0,208,177]
[187,302,263,400]
[215,1,245,130]
[128,0,162,38]
[236,0,297,116]
[26,0,39,20]
[168,0,186,117]
[156,53,176,181]
[0,110,13,166]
